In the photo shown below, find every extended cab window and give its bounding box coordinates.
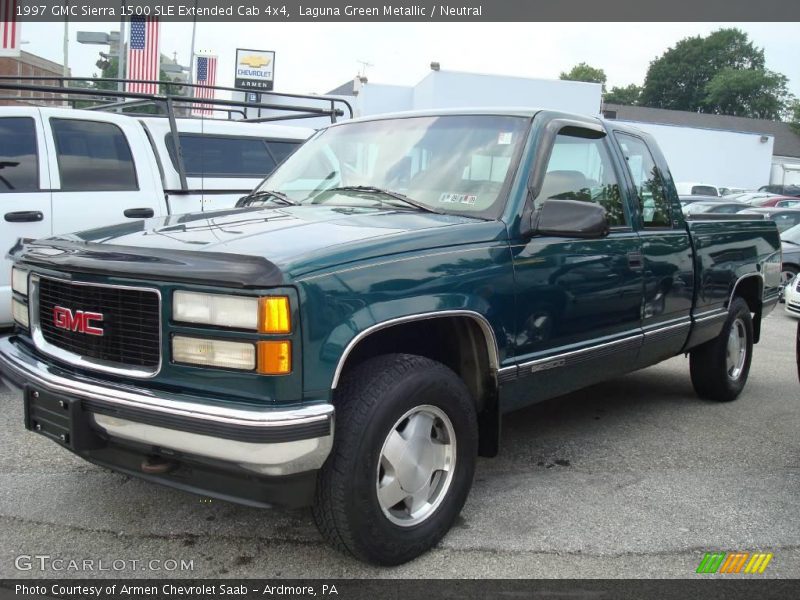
[267,141,301,164]
[166,135,300,178]
[51,119,137,191]
[615,133,671,227]
[540,130,626,226]
[0,117,39,193]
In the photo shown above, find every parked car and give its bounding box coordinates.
[679,195,739,206]
[682,201,750,216]
[0,110,781,566]
[785,273,800,315]
[738,207,800,233]
[759,184,800,197]
[675,182,720,196]
[780,223,800,299]
[755,196,800,208]
[785,275,800,382]
[718,186,748,196]
[725,192,784,205]
[0,107,314,325]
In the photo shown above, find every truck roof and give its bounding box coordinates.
[139,116,313,140]
[325,107,651,136]
[0,105,313,139]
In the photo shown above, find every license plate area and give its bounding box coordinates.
[24,386,105,451]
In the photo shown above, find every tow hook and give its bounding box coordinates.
[141,456,178,474]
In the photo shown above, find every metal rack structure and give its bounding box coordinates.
[0,76,354,190]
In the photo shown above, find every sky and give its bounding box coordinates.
[18,22,800,98]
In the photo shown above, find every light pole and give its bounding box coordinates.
[116,18,126,91]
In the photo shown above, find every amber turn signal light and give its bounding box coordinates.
[258,296,291,334]
[258,340,291,375]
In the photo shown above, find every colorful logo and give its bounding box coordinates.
[239,54,271,68]
[696,552,773,574]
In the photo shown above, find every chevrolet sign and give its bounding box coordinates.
[235,48,275,91]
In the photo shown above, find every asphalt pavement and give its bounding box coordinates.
[1,310,798,579]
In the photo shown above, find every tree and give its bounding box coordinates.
[704,68,791,120]
[69,57,180,112]
[604,84,642,106]
[789,100,800,135]
[560,62,607,92]
[640,28,766,113]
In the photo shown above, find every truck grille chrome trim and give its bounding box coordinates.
[0,336,333,429]
[29,274,162,379]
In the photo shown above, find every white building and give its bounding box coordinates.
[340,69,602,117]
[242,67,794,190]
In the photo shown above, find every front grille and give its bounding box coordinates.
[788,302,800,315]
[37,277,160,371]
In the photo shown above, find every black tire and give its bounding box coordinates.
[312,353,478,565]
[690,297,754,402]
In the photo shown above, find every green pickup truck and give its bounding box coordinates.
[0,109,782,565]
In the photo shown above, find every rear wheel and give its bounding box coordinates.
[312,353,477,565]
[690,297,753,402]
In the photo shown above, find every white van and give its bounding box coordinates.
[0,106,312,324]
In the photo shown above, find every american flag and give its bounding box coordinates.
[0,0,20,57]
[193,55,218,116]
[126,16,160,94]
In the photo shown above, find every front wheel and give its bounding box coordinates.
[690,297,754,402]
[313,353,477,565]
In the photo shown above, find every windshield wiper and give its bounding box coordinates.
[237,189,298,208]
[321,186,444,215]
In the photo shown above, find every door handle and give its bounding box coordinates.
[4,211,43,223]
[124,208,155,219]
[627,251,644,270]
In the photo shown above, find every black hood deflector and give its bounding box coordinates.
[8,238,285,289]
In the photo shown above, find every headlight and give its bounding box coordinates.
[172,336,256,371]
[11,268,28,296]
[173,291,291,333]
[12,298,29,328]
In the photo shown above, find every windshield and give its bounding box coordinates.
[783,223,800,244]
[252,115,530,218]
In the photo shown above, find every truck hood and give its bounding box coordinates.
[13,205,507,287]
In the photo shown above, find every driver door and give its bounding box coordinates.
[506,123,644,410]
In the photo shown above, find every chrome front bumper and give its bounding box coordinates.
[0,336,334,476]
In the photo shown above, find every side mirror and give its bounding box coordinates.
[531,199,610,238]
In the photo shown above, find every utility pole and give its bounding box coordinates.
[117,2,126,91]
[62,3,69,77]
[187,0,198,86]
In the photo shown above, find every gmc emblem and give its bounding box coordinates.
[53,306,104,336]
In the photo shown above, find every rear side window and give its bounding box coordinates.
[166,135,300,178]
[540,130,626,226]
[0,117,39,193]
[615,133,672,228]
[51,119,138,191]
[267,141,301,164]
